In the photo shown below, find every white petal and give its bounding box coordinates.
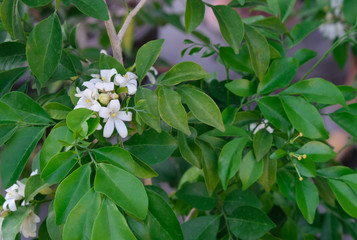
[127,83,137,95]
[101,69,117,82]
[89,78,102,85]
[97,124,103,130]
[99,107,110,119]
[7,199,17,211]
[103,118,115,138]
[91,102,101,112]
[114,119,128,138]
[30,169,38,176]
[100,49,108,55]
[103,82,114,91]
[118,111,132,122]
[126,72,137,80]
[108,99,120,112]
[147,72,156,84]
[114,74,126,85]
[91,74,100,78]
[149,66,158,75]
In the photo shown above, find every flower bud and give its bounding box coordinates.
[40,187,53,195]
[99,93,110,105]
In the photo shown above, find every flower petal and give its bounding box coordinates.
[118,111,132,122]
[127,83,137,95]
[114,119,128,138]
[101,69,117,82]
[91,102,101,112]
[114,74,126,85]
[99,107,110,119]
[108,99,120,112]
[103,82,114,92]
[103,118,115,138]
[126,72,137,80]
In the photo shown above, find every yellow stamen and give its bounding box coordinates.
[299,132,303,137]
[86,99,90,103]
[125,73,128,78]
[299,177,303,181]
[101,77,105,81]
[112,113,116,117]
[114,94,119,99]
[298,156,302,161]
[290,133,303,144]
[302,154,307,159]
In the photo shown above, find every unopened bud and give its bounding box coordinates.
[99,93,110,105]
[40,187,53,195]
[299,177,303,181]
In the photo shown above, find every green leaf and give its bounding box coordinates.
[277,171,295,201]
[157,86,190,135]
[0,126,45,188]
[135,39,164,82]
[128,189,184,240]
[296,141,336,163]
[0,101,22,124]
[218,137,248,190]
[135,87,161,132]
[281,78,346,107]
[278,0,296,22]
[71,0,109,20]
[317,166,355,178]
[225,79,256,97]
[25,174,51,202]
[178,128,203,168]
[281,218,298,240]
[1,207,29,240]
[44,102,72,120]
[125,129,177,165]
[51,50,77,81]
[228,206,276,239]
[0,0,25,41]
[244,24,270,81]
[338,85,357,102]
[333,41,348,69]
[211,5,244,54]
[99,53,126,75]
[2,91,52,124]
[182,215,221,240]
[93,146,158,178]
[239,150,264,190]
[295,178,319,224]
[293,48,318,67]
[0,42,26,71]
[41,151,77,184]
[253,129,273,161]
[185,0,205,33]
[328,179,357,218]
[22,0,52,7]
[94,163,148,220]
[66,108,93,136]
[63,189,102,240]
[176,182,218,211]
[160,62,208,86]
[340,174,357,193]
[54,164,91,224]
[288,21,321,47]
[0,67,27,98]
[258,58,298,94]
[291,156,316,177]
[223,189,262,215]
[92,198,137,240]
[251,16,291,36]
[47,202,63,240]
[219,45,254,74]
[321,213,342,240]
[26,13,62,84]
[177,85,225,131]
[280,96,329,139]
[342,0,357,25]
[259,156,277,192]
[330,110,357,139]
[314,177,335,207]
[0,125,17,146]
[258,96,290,132]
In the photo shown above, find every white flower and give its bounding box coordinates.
[250,120,274,134]
[319,22,345,40]
[20,210,40,238]
[146,67,158,84]
[3,181,25,212]
[0,215,4,239]
[331,0,343,16]
[114,72,138,95]
[89,69,117,92]
[100,49,108,55]
[75,89,101,112]
[99,100,132,138]
[30,169,38,176]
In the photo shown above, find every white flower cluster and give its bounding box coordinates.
[74,69,138,138]
[249,119,274,134]
[1,170,40,238]
[319,0,345,40]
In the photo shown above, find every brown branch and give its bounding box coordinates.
[104,0,122,62]
[184,208,197,222]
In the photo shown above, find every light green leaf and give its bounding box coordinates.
[26,13,62,84]
[278,0,296,22]
[160,62,208,86]
[92,198,137,240]
[317,166,355,178]
[182,215,221,240]
[54,164,91,224]
[66,108,94,137]
[185,0,205,33]
[211,5,244,54]
[253,129,273,161]
[328,179,357,218]
[177,85,225,131]
[225,79,256,97]
[63,189,102,240]
[22,0,52,7]
[135,39,164,82]
[296,141,336,163]
[178,128,203,168]
[293,48,318,66]
[295,178,319,224]
[44,102,72,120]
[0,67,27,97]
[281,96,329,139]
[157,86,190,135]
[239,150,264,190]
[0,101,22,125]
[0,126,45,188]
[25,174,51,202]
[251,16,291,36]
[288,21,321,47]
[71,0,109,20]
[259,156,277,192]
[94,163,148,220]
[291,156,316,177]
[340,174,357,193]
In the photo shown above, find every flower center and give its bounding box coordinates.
[114,94,119,99]
[112,113,116,117]
[101,77,105,81]
[86,98,90,103]
[125,73,128,78]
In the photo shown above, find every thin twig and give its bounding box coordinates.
[104,0,122,61]
[143,178,152,185]
[184,208,197,222]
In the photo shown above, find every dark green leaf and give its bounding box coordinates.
[258,96,290,132]
[293,48,318,66]
[295,178,319,224]
[223,189,262,215]
[219,45,253,73]
[99,53,126,74]
[47,202,63,240]
[22,0,52,7]
[25,174,51,202]
[288,21,320,47]
[253,129,273,161]
[328,179,357,218]
[225,79,256,97]
[342,0,357,25]
[296,141,336,163]
[0,125,17,146]
[259,156,277,192]
[135,87,161,132]
[291,156,316,177]
[44,102,72,120]
[239,150,264,190]
[277,171,295,201]
[0,0,25,41]
[71,0,109,20]
[281,218,298,240]
[251,16,291,36]
[185,0,205,33]
[182,215,220,240]
[0,42,26,71]
[178,128,203,168]
[0,100,22,124]
[160,62,208,86]
[317,166,355,178]
[330,110,357,139]
[333,41,348,69]
[278,0,296,22]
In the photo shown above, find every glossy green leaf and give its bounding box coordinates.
[54,164,91,224]
[338,85,357,102]
[44,102,72,120]
[92,198,137,240]
[1,207,29,240]
[41,151,77,184]
[293,48,318,66]
[258,58,298,94]
[251,17,290,37]
[135,39,164,82]
[282,78,346,107]
[317,166,355,178]
[182,215,221,240]
[2,91,52,124]
[295,178,319,224]
[51,50,77,81]
[288,21,321,47]
[125,129,177,165]
[218,137,248,190]
[26,13,62,84]
[277,171,295,201]
[253,129,273,161]
[157,86,190,135]
[328,179,357,218]
[333,42,348,69]
[0,126,45,188]
[0,100,22,124]
[259,156,277,192]
[340,174,357,193]
[71,0,109,20]
[225,79,256,97]
[211,5,244,54]
[63,189,102,240]
[258,96,290,132]
[25,174,51,202]
[22,0,52,7]
[0,125,17,146]
[270,149,287,160]
[219,45,253,74]
[66,108,93,136]
[296,141,336,163]
[239,150,264,190]
[314,177,335,207]
[128,189,184,240]
[244,24,270,81]
[321,213,342,240]
[135,87,161,132]
[178,128,203,168]
[177,85,225,131]
[176,182,218,210]
[330,110,357,139]
[223,189,262,215]
[94,163,148,220]
[0,0,25,41]
[93,146,158,178]
[99,53,126,75]
[0,67,27,97]
[281,218,298,240]
[281,96,329,139]
[278,0,296,22]
[228,206,276,239]
[185,0,205,33]
[160,62,208,86]
[291,156,316,177]
[0,42,26,71]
